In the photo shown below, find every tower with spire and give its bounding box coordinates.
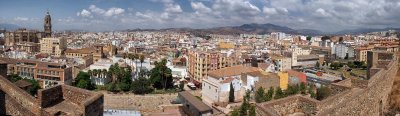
[44,10,52,37]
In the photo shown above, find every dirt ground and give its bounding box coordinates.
[102,91,178,113]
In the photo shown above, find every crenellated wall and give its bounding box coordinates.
[0,74,104,116]
[256,51,399,116]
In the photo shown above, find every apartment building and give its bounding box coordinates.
[334,44,355,59]
[354,46,374,62]
[201,65,259,105]
[290,46,311,66]
[188,50,241,83]
[65,47,95,58]
[374,45,399,52]
[40,37,67,57]
[269,54,291,72]
[2,58,72,88]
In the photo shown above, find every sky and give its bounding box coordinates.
[0,0,400,32]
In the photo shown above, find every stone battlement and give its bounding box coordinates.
[256,51,399,116]
[0,75,104,116]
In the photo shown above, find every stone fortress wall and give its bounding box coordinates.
[256,51,399,116]
[0,73,104,116]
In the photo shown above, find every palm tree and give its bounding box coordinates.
[139,54,145,69]
[87,70,92,77]
[128,53,136,70]
[93,69,99,78]
[133,54,139,76]
[102,69,107,78]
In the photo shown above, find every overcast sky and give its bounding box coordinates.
[1,0,400,32]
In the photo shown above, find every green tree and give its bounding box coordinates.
[240,91,251,116]
[231,108,240,116]
[249,105,256,116]
[274,87,285,99]
[347,61,355,68]
[321,36,330,41]
[8,74,22,82]
[330,62,340,70]
[131,76,153,94]
[306,36,312,41]
[316,86,331,100]
[299,82,307,95]
[316,62,320,68]
[75,71,95,90]
[266,87,274,101]
[285,85,299,96]
[229,82,235,102]
[107,82,118,92]
[139,54,145,69]
[26,78,40,96]
[308,86,316,99]
[149,59,173,90]
[255,87,266,103]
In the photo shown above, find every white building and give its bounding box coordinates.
[201,65,260,105]
[86,59,113,85]
[334,44,354,59]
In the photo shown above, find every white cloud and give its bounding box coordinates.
[79,5,124,17]
[14,17,29,21]
[315,8,331,17]
[89,5,105,14]
[66,0,400,32]
[165,3,182,13]
[263,7,278,15]
[104,7,125,17]
[191,2,212,13]
[77,9,92,17]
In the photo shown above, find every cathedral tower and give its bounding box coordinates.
[44,11,52,37]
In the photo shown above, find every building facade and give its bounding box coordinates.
[2,58,72,88]
[4,28,43,46]
[40,37,67,57]
[355,46,374,62]
[201,65,259,105]
[188,50,241,83]
[4,11,51,46]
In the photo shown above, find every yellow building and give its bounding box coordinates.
[278,71,289,90]
[218,42,235,49]
[65,47,95,58]
[188,50,241,83]
[40,37,67,57]
[355,46,374,62]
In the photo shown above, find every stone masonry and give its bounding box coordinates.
[256,51,399,116]
[0,74,104,116]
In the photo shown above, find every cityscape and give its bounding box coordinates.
[0,0,400,116]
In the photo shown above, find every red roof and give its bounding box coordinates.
[287,70,307,83]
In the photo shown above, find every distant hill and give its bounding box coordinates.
[0,23,20,31]
[121,23,400,36]
[124,23,324,36]
[335,28,400,35]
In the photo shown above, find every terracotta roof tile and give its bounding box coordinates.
[208,65,259,78]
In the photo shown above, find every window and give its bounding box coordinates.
[209,86,211,89]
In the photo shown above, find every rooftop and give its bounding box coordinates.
[208,65,259,78]
[178,91,212,113]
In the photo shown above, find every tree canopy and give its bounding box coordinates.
[149,59,174,90]
[75,71,96,90]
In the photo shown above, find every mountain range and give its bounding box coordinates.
[1,23,399,36]
[125,23,399,36]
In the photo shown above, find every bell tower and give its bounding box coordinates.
[44,10,52,37]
